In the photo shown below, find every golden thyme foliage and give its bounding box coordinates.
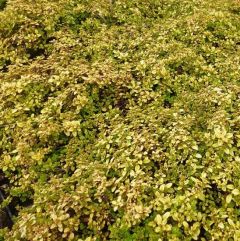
[0,0,240,240]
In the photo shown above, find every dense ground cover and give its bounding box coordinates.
[0,0,240,240]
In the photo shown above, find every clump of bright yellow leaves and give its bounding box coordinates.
[0,0,240,240]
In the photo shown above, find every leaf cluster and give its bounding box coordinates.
[0,0,240,240]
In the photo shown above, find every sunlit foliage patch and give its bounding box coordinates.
[0,0,240,240]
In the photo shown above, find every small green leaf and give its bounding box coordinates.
[232,189,240,196]
[196,153,202,159]
[226,194,232,204]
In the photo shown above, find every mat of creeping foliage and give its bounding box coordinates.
[0,0,240,240]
